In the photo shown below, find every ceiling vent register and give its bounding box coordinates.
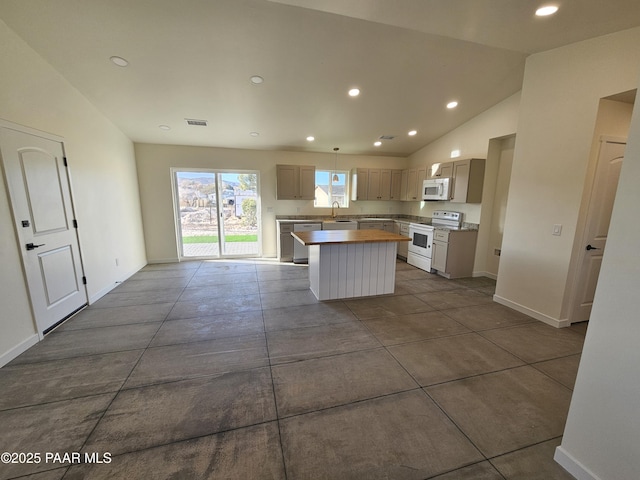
[185,119,208,126]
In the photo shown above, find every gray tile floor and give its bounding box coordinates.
[0,259,586,479]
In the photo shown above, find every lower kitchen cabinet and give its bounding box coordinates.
[396,221,410,260]
[431,229,478,278]
[277,222,294,261]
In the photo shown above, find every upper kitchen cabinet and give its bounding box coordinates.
[351,168,401,201]
[429,162,453,179]
[276,164,316,200]
[403,166,426,201]
[390,169,402,200]
[450,158,485,203]
[350,168,368,201]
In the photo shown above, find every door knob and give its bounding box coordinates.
[25,243,45,251]
[585,244,600,251]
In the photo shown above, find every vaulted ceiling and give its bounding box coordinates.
[1,0,639,156]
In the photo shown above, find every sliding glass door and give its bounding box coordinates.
[173,169,260,258]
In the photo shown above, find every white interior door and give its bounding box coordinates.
[570,138,625,323]
[0,126,87,335]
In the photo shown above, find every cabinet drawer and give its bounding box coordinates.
[359,222,381,230]
[434,229,450,242]
[279,223,294,233]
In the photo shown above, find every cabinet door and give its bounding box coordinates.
[451,160,470,203]
[431,241,448,271]
[276,165,298,199]
[390,170,402,200]
[439,163,453,178]
[352,168,369,201]
[299,165,316,200]
[359,222,379,230]
[406,169,418,200]
[379,169,392,200]
[416,167,426,200]
[367,169,381,200]
[279,233,294,260]
[400,170,409,201]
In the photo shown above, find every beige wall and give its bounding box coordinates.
[134,143,407,261]
[556,78,640,480]
[495,27,640,326]
[0,20,146,364]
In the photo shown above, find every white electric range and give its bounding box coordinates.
[407,211,463,272]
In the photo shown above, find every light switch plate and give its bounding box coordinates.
[553,224,562,236]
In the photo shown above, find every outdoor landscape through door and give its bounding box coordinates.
[570,137,625,323]
[0,126,87,335]
[174,170,259,258]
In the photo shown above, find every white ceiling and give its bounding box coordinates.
[1,0,639,156]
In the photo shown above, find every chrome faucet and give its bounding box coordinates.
[331,201,340,218]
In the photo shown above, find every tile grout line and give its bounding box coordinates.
[255,262,290,480]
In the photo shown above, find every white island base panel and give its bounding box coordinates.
[308,242,398,300]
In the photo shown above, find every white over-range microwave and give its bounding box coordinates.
[422,178,450,201]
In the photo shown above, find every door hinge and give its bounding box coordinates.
[73,219,78,228]
[82,276,87,285]
[63,156,68,167]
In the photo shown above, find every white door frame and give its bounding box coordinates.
[568,135,626,324]
[0,120,88,338]
[170,168,262,260]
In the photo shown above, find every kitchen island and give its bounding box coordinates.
[291,229,410,300]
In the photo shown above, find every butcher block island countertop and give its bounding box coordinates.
[291,228,411,246]
[291,229,409,300]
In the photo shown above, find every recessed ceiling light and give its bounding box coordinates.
[536,5,558,16]
[408,130,417,136]
[159,125,171,131]
[374,141,382,147]
[250,75,264,85]
[446,101,458,109]
[306,136,315,142]
[348,88,360,97]
[110,56,129,67]
[249,132,260,137]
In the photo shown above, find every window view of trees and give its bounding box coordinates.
[175,171,259,257]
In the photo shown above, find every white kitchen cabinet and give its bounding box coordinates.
[400,170,409,200]
[370,169,393,200]
[429,162,453,179]
[390,169,402,200]
[396,221,410,259]
[350,168,369,201]
[352,168,395,200]
[403,166,426,201]
[358,220,396,232]
[431,229,478,278]
[450,158,485,203]
[276,164,316,200]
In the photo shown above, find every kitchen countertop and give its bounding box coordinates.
[291,229,411,246]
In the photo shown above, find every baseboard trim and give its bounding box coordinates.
[147,257,180,264]
[0,333,39,367]
[554,446,602,480]
[473,270,497,280]
[88,262,146,304]
[493,294,570,328]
